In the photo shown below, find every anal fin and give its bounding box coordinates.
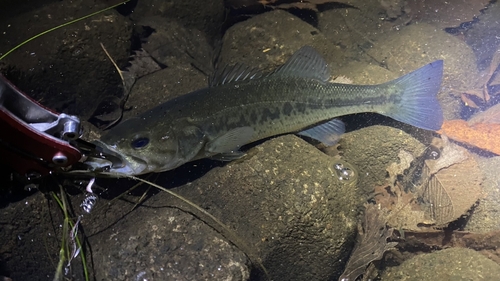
[298,119,345,146]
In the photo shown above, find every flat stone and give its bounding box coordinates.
[151,134,361,280]
[381,248,500,281]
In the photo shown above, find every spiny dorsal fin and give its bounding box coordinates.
[210,64,263,87]
[272,46,330,82]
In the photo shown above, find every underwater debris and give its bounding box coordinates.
[468,103,500,126]
[377,181,430,231]
[375,137,483,230]
[121,48,163,84]
[375,149,430,230]
[330,75,353,84]
[459,46,500,107]
[386,149,414,185]
[89,48,162,129]
[418,136,484,227]
[338,203,397,281]
[398,229,500,266]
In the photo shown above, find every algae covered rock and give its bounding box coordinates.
[381,248,500,281]
[218,9,346,74]
[90,207,251,280]
[87,134,361,281]
[367,23,478,119]
[338,125,426,198]
[163,135,361,280]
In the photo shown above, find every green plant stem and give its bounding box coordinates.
[127,175,269,279]
[51,188,89,281]
[0,0,130,61]
[51,187,69,281]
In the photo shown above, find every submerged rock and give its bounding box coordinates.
[380,248,500,281]
[465,156,500,233]
[218,9,346,75]
[338,125,426,199]
[155,135,361,280]
[88,134,361,280]
[90,207,251,280]
[0,0,131,121]
[366,23,478,120]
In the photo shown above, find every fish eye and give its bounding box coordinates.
[131,137,149,149]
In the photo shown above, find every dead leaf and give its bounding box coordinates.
[373,150,431,230]
[376,182,429,230]
[487,47,500,84]
[125,49,162,81]
[460,93,482,108]
[487,48,500,92]
[89,96,123,129]
[484,85,491,101]
[386,149,414,185]
[458,46,499,106]
[273,2,321,11]
[338,204,397,281]
[468,103,500,126]
[330,75,353,84]
[489,74,500,88]
[373,185,397,210]
[88,48,162,130]
[399,229,500,266]
[423,136,468,174]
[419,139,483,227]
[374,150,416,211]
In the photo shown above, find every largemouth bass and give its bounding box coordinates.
[91,46,443,176]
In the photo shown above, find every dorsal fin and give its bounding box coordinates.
[210,63,263,87]
[272,46,330,82]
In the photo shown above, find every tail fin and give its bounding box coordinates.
[386,60,444,131]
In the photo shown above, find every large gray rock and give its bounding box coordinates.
[90,207,251,280]
[381,248,500,281]
[122,17,212,119]
[318,1,404,62]
[338,125,426,198]
[0,0,131,120]
[218,10,348,75]
[130,0,225,40]
[88,135,361,281]
[464,1,500,69]
[366,23,478,120]
[0,192,69,280]
[464,156,500,233]
[166,135,361,280]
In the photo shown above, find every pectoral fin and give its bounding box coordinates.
[206,127,255,154]
[298,119,345,146]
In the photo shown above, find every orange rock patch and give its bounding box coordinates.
[437,119,500,155]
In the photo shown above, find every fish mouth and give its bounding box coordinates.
[84,140,148,176]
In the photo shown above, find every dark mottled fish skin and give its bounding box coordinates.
[199,77,401,142]
[91,46,444,176]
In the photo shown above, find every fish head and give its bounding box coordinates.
[90,117,186,176]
